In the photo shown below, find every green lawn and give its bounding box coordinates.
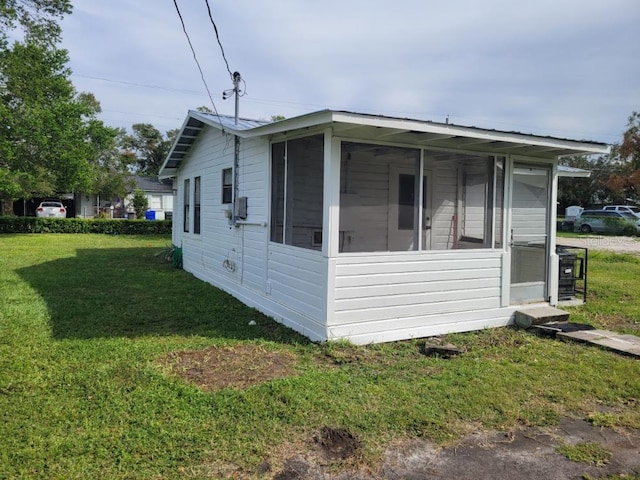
[1,234,639,479]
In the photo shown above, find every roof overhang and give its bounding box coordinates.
[557,165,592,178]
[159,109,609,179]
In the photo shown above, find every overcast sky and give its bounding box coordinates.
[59,0,639,145]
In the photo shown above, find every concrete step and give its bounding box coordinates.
[514,306,570,329]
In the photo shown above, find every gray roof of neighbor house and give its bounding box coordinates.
[159,109,610,179]
[129,175,172,193]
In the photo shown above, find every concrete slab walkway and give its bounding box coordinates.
[557,329,640,357]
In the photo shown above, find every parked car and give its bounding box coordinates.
[574,209,640,234]
[602,205,640,218]
[36,201,67,218]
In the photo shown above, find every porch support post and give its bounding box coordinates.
[548,160,559,305]
[501,156,514,307]
[323,127,339,258]
[323,128,339,337]
[416,149,425,250]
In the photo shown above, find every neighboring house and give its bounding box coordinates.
[125,176,174,220]
[75,176,174,219]
[159,109,608,344]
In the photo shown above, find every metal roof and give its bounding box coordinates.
[557,165,591,178]
[159,109,609,179]
[159,111,268,178]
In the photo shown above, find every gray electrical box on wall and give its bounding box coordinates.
[234,196,247,219]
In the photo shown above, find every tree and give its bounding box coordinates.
[558,155,615,209]
[0,0,71,47]
[559,112,640,210]
[601,112,640,204]
[131,188,148,219]
[0,39,119,215]
[620,111,640,168]
[1,2,122,216]
[119,124,178,177]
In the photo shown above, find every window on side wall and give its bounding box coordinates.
[183,178,190,233]
[194,176,201,234]
[222,168,232,204]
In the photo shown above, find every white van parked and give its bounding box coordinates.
[602,205,640,218]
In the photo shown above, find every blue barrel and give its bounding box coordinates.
[145,210,156,220]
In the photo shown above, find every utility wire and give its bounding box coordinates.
[172,0,224,129]
[203,0,233,80]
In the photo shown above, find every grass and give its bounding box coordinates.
[557,442,612,466]
[563,249,640,335]
[1,234,639,479]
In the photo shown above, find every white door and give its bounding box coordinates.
[509,163,550,303]
[388,167,431,251]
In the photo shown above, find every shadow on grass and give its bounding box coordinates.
[17,246,311,345]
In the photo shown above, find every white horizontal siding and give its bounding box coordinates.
[174,127,328,341]
[267,244,326,324]
[335,277,501,300]
[328,306,520,345]
[330,250,504,334]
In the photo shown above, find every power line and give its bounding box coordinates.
[172,0,224,129]
[71,73,205,96]
[203,0,233,80]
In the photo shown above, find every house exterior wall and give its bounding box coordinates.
[166,117,579,345]
[431,161,458,250]
[173,126,328,342]
[124,192,173,220]
[339,152,392,252]
[327,249,511,344]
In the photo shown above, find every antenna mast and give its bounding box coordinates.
[224,72,243,224]
[223,71,242,125]
[233,71,241,125]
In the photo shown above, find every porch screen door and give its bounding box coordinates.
[509,163,550,303]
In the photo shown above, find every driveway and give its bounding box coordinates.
[557,235,640,255]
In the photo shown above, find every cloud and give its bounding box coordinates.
[59,0,640,143]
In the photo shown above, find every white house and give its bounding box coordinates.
[159,110,608,344]
[75,176,173,219]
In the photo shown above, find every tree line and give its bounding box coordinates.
[558,112,640,211]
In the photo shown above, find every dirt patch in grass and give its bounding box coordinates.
[313,426,362,461]
[270,418,640,480]
[160,344,298,390]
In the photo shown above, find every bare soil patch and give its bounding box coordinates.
[160,344,298,391]
[313,426,362,461]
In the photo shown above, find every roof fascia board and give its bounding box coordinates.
[329,111,609,155]
[558,170,591,178]
[246,110,608,156]
[158,112,204,176]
